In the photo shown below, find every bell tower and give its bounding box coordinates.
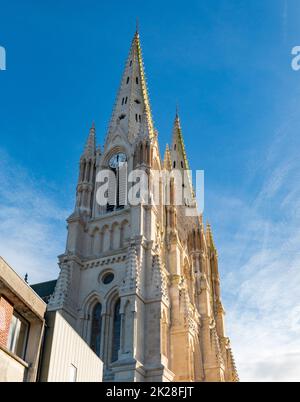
[48,29,238,383]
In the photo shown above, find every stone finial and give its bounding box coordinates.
[83,123,96,157]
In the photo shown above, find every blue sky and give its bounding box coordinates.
[1,0,300,381]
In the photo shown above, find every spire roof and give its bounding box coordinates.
[107,31,154,143]
[170,111,195,198]
[206,222,217,252]
[171,112,190,171]
[83,123,96,157]
[163,144,172,170]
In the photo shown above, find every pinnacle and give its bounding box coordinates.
[83,123,96,157]
[163,143,172,170]
[206,222,217,251]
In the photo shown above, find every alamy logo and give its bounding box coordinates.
[0,46,6,70]
[95,165,205,217]
[291,46,300,71]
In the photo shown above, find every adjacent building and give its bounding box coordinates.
[0,257,103,382]
[0,257,46,382]
[39,311,103,382]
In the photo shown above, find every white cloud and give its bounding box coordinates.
[0,149,70,284]
[210,115,300,382]
[224,238,300,381]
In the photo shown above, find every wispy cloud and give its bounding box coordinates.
[282,0,288,43]
[211,113,300,382]
[0,149,70,284]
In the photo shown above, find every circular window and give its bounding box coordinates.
[102,272,114,285]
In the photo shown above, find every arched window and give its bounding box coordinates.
[90,303,102,357]
[111,299,121,362]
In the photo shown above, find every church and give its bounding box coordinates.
[45,30,239,382]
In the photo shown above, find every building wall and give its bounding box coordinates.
[0,257,47,382]
[0,347,26,382]
[40,311,103,382]
[0,296,13,348]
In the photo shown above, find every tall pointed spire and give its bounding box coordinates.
[170,111,194,198]
[163,144,172,171]
[83,123,96,157]
[206,222,217,253]
[176,103,179,119]
[171,111,190,172]
[107,30,154,144]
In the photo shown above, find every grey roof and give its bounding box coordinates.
[31,280,57,303]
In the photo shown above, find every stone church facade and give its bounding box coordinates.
[48,30,239,382]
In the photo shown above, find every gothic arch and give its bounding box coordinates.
[102,146,128,168]
[102,288,121,364]
[101,224,110,253]
[82,290,104,317]
[111,221,121,250]
[90,226,101,255]
[90,302,103,357]
[105,286,120,313]
[120,219,130,247]
[81,291,104,344]
[89,225,100,236]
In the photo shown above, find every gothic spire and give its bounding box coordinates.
[82,123,96,158]
[171,112,194,199]
[206,222,217,254]
[163,144,172,171]
[171,112,190,172]
[107,31,154,143]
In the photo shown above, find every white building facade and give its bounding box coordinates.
[39,311,103,382]
[48,31,238,382]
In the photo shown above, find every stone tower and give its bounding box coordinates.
[48,30,238,382]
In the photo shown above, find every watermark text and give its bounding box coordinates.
[291,46,300,71]
[0,46,6,71]
[95,166,204,217]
